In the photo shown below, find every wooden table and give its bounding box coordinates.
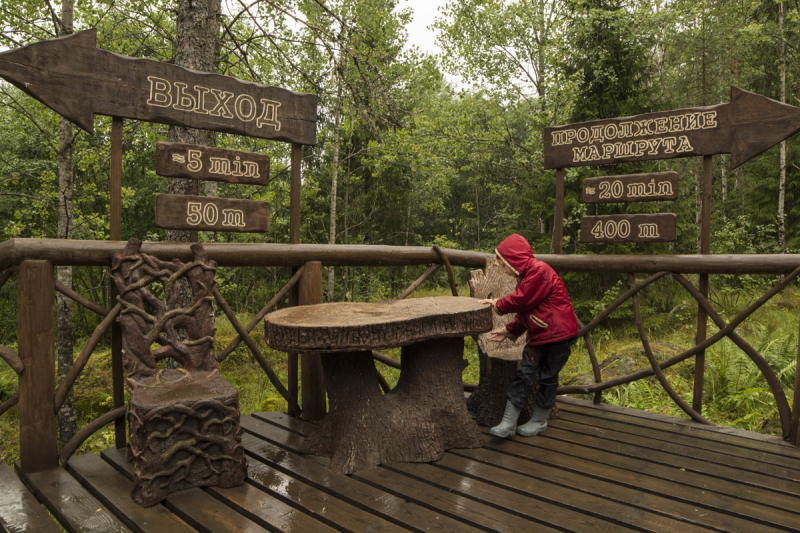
[264,296,493,474]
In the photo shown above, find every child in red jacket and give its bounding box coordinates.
[480,234,578,437]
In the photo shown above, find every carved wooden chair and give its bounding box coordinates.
[468,258,558,426]
[111,238,246,506]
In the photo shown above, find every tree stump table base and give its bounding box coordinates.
[300,338,484,474]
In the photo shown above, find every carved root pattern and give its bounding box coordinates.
[127,370,246,507]
[111,239,218,381]
[300,338,484,474]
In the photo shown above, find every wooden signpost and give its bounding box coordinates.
[155,194,270,233]
[0,29,317,144]
[582,172,678,204]
[545,87,800,170]
[155,142,270,185]
[580,214,677,243]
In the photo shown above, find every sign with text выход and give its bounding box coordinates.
[156,142,270,186]
[582,172,678,204]
[155,194,270,233]
[544,87,800,170]
[580,213,677,243]
[0,30,317,145]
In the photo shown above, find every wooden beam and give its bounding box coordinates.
[299,261,326,421]
[17,260,58,473]
[10,238,800,274]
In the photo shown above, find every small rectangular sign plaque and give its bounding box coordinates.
[582,172,678,204]
[155,194,270,233]
[156,142,270,185]
[580,213,676,243]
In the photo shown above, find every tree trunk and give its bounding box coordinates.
[166,0,221,367]
[56,0,77,447]
[167,0,221,246]
[327,38,345,303]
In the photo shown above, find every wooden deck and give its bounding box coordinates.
[7,396,800,533]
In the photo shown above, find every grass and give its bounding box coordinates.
[0,281,798,468]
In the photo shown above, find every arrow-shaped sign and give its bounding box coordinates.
[544,87,800,169]
[0,29,317,145]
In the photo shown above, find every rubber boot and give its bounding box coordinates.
[516,403,551,436]
[489,401,521,438]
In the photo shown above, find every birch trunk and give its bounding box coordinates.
[56,0,77,446]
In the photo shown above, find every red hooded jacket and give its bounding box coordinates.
[494,234,578,346]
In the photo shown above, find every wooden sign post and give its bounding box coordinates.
[544,86,800,415]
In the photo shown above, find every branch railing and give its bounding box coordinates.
[1,238,800,475]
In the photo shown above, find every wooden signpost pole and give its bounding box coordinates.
[554,168,565,254]
[109,117,125,447]
[693,155,713,413]
[288,143,302,417]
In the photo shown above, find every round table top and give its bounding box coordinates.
[264,296,493,351]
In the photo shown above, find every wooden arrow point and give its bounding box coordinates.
[729,87,800,169]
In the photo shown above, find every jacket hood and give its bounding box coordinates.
[495,234,534,276]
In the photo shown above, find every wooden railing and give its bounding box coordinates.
[1,238,800,475]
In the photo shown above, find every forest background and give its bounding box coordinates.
[0,0,799,460]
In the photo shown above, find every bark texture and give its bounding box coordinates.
[300,338,484,474]
[265,297,492,351]
[167,0,221,242]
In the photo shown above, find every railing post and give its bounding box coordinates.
[791,319,800,446]
[299,261,326,420]
[693,155,713,414]
[17,260,58,473]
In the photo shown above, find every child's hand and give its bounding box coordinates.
[486,328,508,342]
[479,298,497,307]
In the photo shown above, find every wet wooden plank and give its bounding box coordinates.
[17,465,130,533]
[241,414,488,533]
[546,419,800,490]
[0,463,61,533]
[450,446,787,533]
[103,447,340,533]
[556,407,800,472]
[256,412,774,532]
[389,459,695,533]
[254,413,614,533]
[557,397,800,457]
[479,426,800,519]
[102,448,336,533]
[67,454,195,533]
[101,449,268,533]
